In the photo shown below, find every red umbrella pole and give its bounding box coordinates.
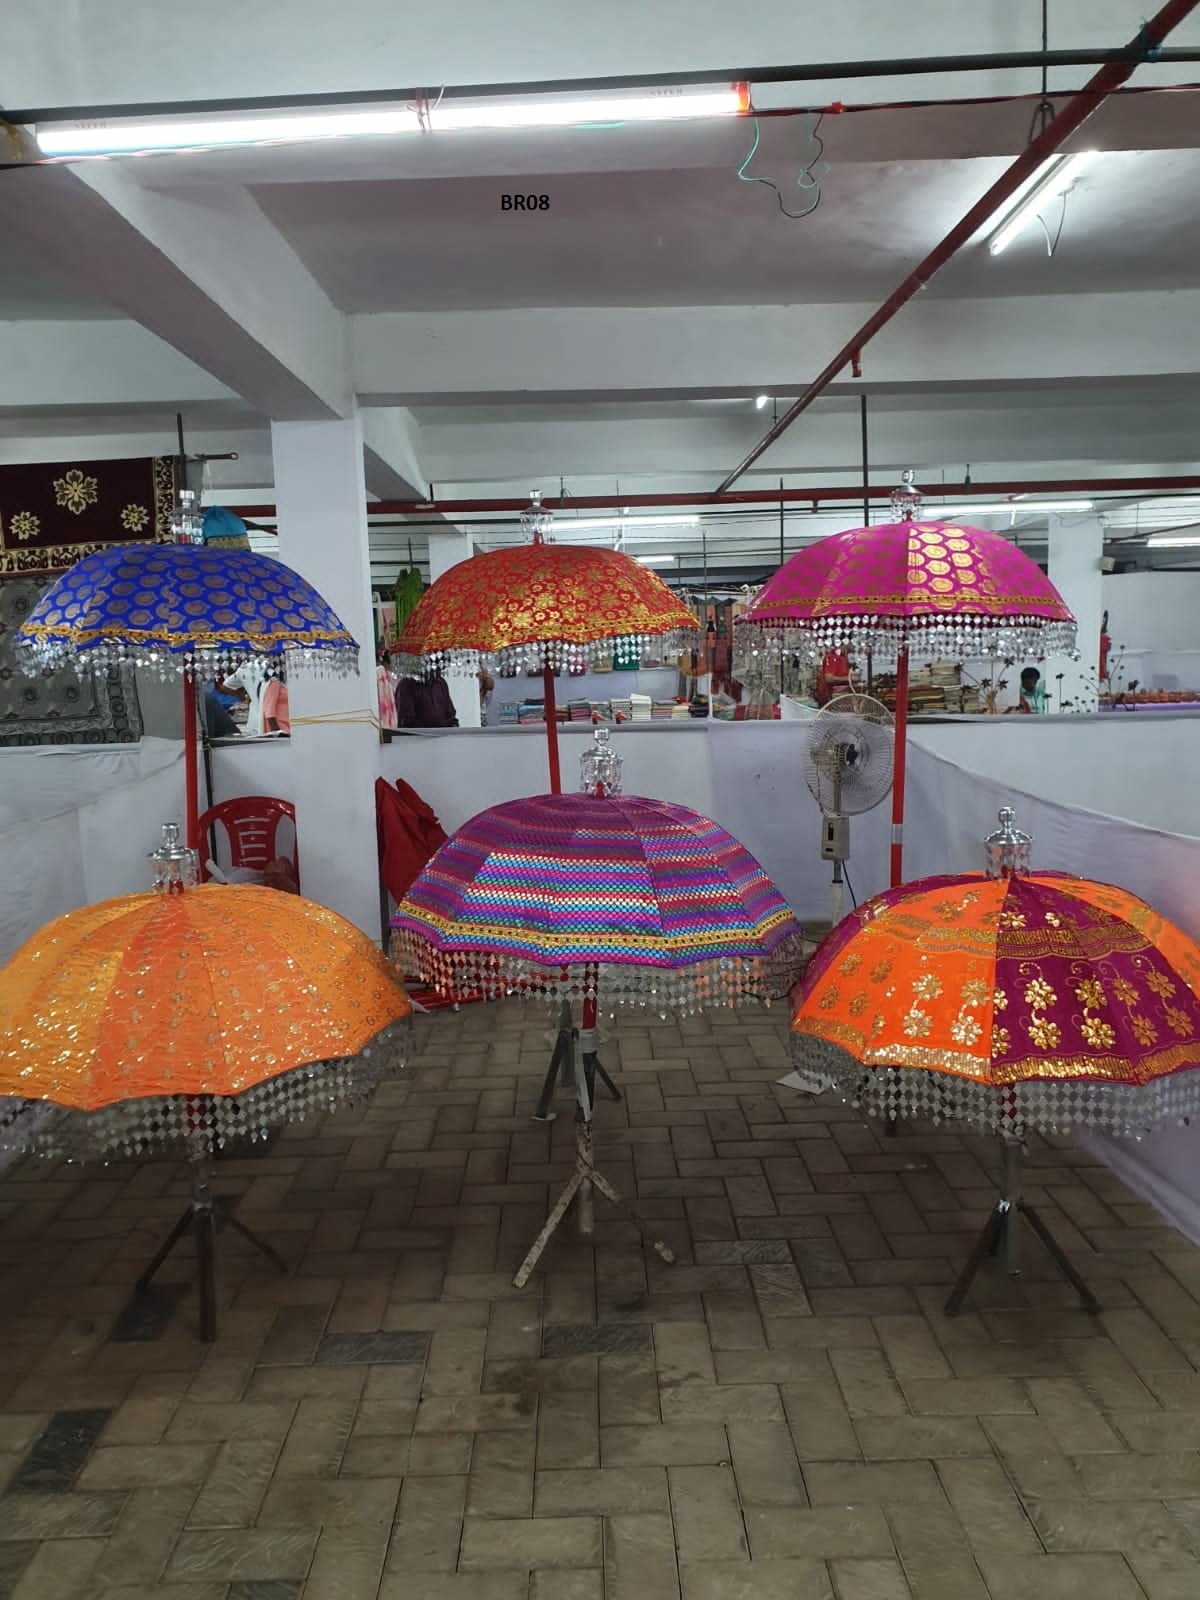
[890,647,909,887]
[183,674,201,853]
[542,665,562,794]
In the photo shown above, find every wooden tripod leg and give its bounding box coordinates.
[512,1167,585,1290]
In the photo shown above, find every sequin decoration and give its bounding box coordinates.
[0,885,411,1159]
[393,791,807,1011]
[733,520,1076,669]
[791,870,1200,1137]
[15,542,359,680]
[394,542,699,676]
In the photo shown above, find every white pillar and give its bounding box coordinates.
[1046,513,1104,714]
[428,531,482,729]
[271,417,380,936]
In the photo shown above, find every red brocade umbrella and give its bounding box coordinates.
[395,494,697,793]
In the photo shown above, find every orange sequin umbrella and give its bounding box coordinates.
[395,496,697,792]
[790,810,1200,1315]
[0,883,409,1148]
[0,875,410,1338]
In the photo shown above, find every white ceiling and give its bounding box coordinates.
[0,0,1197,575]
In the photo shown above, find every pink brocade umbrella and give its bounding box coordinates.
[735,518,1076,885]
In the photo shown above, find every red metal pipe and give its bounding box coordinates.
[542,665,562,793]
[716,0,1200,494]
[183,674,200,853]
[234,476,1200,521]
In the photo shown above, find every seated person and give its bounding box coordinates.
[1016,666,1046,715]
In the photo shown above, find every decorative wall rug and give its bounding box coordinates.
[0,576,142,746]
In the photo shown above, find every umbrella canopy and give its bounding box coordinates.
[0,883,410,1157]
[394,541,697,676]
[735,518,1076,664]
[735,518,1076,886]
[15,540,358,678]
[791,869,1200,1138]
[392,791,806,1011]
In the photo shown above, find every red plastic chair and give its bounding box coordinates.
[196,796,299,888]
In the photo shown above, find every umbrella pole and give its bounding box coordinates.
[531,988,621,1122]
[184,674,201,852]
[890,645,909,887]
[542,665,562,793]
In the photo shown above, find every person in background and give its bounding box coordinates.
[262,667,291,734]
[1017,666,1047,714]
[202,687,239,739]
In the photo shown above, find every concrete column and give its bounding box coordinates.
[1046,513,1104,714]
[427,532,482,729]
[271,417,381,936]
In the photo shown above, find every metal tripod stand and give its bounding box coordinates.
[944,1139,1100,1318]
[136,1133,288,1341]
[531,997,620,1122]
[513,1008,674,1290]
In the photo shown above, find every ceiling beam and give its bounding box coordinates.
[0,163,352,421]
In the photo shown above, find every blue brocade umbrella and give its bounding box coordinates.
[16,541,359,847]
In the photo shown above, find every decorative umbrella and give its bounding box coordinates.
[735,476,1076,885]
[394,728,806,1287]
[16,539,359,851]
[394,493,698,793]
[790,807,1200,1315]
[0,824,409,1339]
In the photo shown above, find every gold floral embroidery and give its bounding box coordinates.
[1044,910,1062,927]
[993,988,1009,1011]
[1131,1015,1158,1046]
[53,469,99,515]
[848,993,867,1017]
[992,1025,1011,1055]
[1165,1006,1192,1038]
[121,503,151,532]
[950,1013,982,1046]
[903,1008,931,1039]
[869,960,893,984]
[1080,1015,1116,1049]
[961,978,989,1007]
[10,510,39,542]
[1024,977,1056,1009]
[839,953,862,977]
[1147,970,1176,999]
[818,986,840,1011]
[1112,977,1138,1006]
[913,972,942,1000]
[1075,978,1105,1010]
[870,1013,886,1037]
[999,910,1027,929]
[1028,1016,1061,1050]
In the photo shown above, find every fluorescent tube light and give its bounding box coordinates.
[755,395,770,410]
[637,555,677,567]
[36,86,746,158]
[987,152,1096,256]
[938,501,1093,516]
[1146,532,1200,548]
[556,515,700,532]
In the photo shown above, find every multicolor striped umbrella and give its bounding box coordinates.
[391,791,805,1012]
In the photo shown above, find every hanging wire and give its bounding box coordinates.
[1028,0,1056,141]
[737,111,826,219]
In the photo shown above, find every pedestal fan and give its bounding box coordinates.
[802,693,894,926]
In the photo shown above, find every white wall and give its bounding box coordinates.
[1103,572,1200,653]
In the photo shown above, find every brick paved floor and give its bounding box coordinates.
[1,999,1200,1598]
